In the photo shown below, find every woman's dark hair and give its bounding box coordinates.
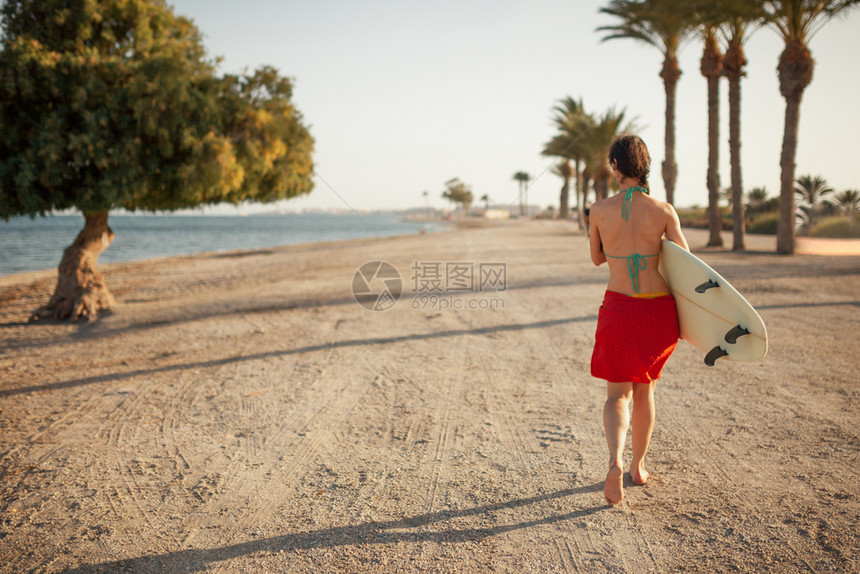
[609,134,650,188]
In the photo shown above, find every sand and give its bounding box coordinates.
[0,221,858,573]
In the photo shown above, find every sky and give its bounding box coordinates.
[168,0,860,213]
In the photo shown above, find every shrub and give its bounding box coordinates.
[677,207,732,230]
[747,212,780,235]
[809,215,860,239]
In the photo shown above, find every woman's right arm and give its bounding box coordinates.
[589,207,607,266]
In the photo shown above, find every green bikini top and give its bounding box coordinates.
[604,186,658,293]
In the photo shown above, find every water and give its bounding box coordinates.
[0,212,449,277]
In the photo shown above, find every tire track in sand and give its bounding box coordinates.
[423,343,468,514]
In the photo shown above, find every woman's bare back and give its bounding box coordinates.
[589,189,688,296]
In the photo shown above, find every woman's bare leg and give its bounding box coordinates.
[603,382,633,504]
[630,382,656,485]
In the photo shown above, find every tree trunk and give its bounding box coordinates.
[559,178,570,219]
[574,160,585,229]
[558,160,571,220]
[777,97,800,255]
[728,75,745,251]
[724,41,747,251]
[518,183,524,217]
[776,40,814,255]
[31,212,115,322]
[523,180,529,219]
[702,33,723,247]
[596,172,610,202]
[661,55,681,206]
[574,159,583,229]
[706,73,724,246]
[581,172,593,212]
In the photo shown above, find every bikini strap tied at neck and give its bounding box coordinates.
[621,186,650,222]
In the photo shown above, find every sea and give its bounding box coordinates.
[0,212,449,277]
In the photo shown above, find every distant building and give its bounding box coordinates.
[483,209,510,220]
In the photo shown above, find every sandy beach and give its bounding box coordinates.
[1,220,858,573]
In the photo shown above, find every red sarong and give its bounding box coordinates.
[591,290,680,384]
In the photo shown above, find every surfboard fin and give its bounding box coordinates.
[705,346,729,366]
[695,279,720,293]
[725,325,751,344]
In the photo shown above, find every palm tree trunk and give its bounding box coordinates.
[582,173,592,210]
[31,212,115,322]
[702,33,723,247]
[707,73,723,246]
[519,183,524,217]
[728,75,746,251]
[559,177,570,219]
[574,159,582,228]
[523,180,529,217]
[597,174,610,202]
[661,55,681,205]
[776,40,813,255]
[777,96,800,254]
[724,40,747,251]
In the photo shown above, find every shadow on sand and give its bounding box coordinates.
[60,483,607,573]
[0,314,598,398]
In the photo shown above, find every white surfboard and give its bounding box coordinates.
[658,239,768,366]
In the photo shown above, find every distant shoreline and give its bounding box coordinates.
[3,219,857,285]
[0,212,454,278]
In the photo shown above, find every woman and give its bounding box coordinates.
[588,134,689,505]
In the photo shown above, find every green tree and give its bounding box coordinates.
[543,99,635,221]
[512,171,531,216]
[562,109,602,209]
[442,178,473,216]
[542,97,587,221]
[480,193,490,211]
[794,174,833,232]
[598,0,696,205]
[746,187,770,213]
[588,108,638,201]
[829,189,860,217]
[0,0,314,321]
[759,0,860,253]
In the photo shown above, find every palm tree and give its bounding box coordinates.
[542,97,587,222]
[746,187,770,212]
[588,107,638,201]
[560,106,637,203]
[759,0,860,253]
[698,19,725,247]
[480,193,490,211]
[829,189,860,217]
[598,0,696,205]
[513,171,531,217]
[718,1,764,251]
[794,174,833,232]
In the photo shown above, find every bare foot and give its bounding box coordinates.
[630,465,649,486]
[604,464,624,505]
